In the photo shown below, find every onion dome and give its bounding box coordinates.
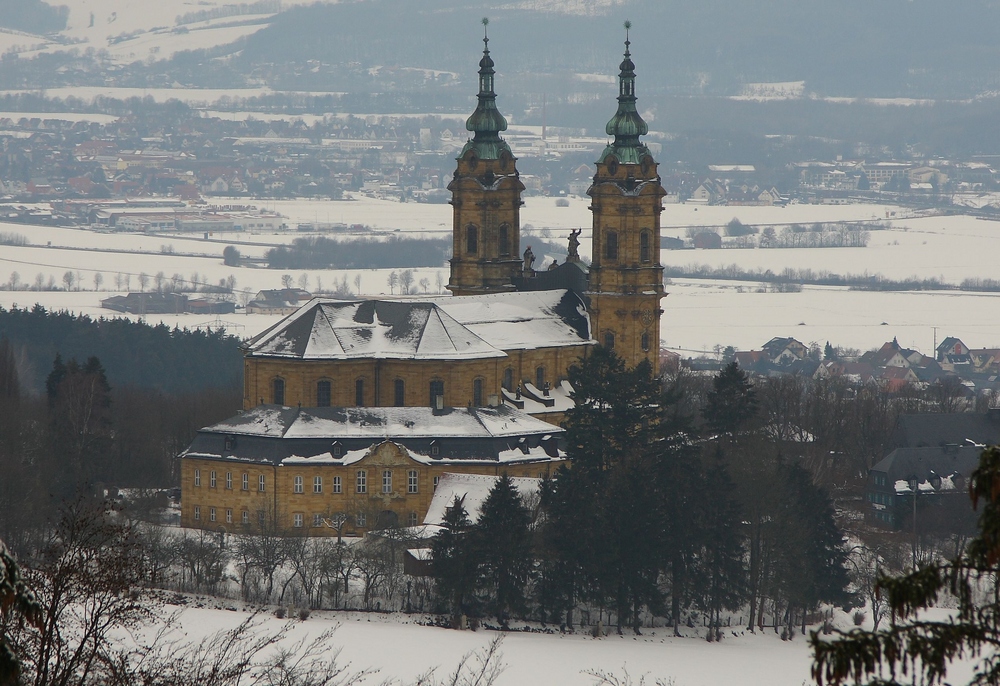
[462,19,512,161]
[599,22,652,166]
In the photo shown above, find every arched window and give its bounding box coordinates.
[503,367,514,392]
[604,231,618,261]
[641,332,650,352]
[466,224,478,255]
[640,230,651,263]
[272,377,285,405]
[429,379,444,406]
[604,331,616,350]
[393,378,405,407]
[355,379,365,407]
[498,224,510,256]
[316,380,331,407]
[535,366,545,389]
[473,378,484,407]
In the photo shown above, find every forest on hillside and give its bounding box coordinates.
[0,0,67,34]
[0,306,242,395]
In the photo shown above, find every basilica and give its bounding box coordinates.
[178,29,666,534]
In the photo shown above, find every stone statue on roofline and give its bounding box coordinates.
[567,228,582,261]
[522,245,535,274]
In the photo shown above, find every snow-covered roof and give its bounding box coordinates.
[244,299,505,360]
[428,289,592,351]
[202,404,563,440]
[423,472,542,526]
[243,290,592,360]
[179,404,566,467]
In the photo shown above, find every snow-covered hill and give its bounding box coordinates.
[20,0,322,63]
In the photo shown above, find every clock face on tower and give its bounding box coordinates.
[640,308,653,327]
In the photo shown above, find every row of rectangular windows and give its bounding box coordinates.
[271,378,490,408]
[868,491,893,506]
[272,372,576,407]
[194,470,266,491]
[195,469,436,495]
[192,507,421,528]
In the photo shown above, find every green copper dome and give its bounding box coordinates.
[599,29,652,166]
[462,28,512,161]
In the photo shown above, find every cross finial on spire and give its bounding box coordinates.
[623,19,631,55]
[482,16,489,47]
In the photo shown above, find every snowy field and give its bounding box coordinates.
[134,603,981,686]
[152,605,817,686]
[3,199,1000,354]
[7,0,320,64]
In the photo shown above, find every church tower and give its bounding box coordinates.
[587,25,666,373]
[447,22,524,296]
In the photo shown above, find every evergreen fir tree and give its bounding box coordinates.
[475,474,533,628]
[690,452,748,641]
[703,361,758,435]
[45,353,66,406]
[549,348,667,634]
[430,496,478,622]
[0,338,19,402]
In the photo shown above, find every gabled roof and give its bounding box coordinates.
[201,404,561,440]
[937,337,966,354]
[423,472,541,525]
[871,445,982,483]
[425,289,592,351]
[244,299,505,360]
[892,412,1000,448]
[244,290,592,360]
[179,404,565,466]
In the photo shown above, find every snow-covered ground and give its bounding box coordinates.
[18,0,320,64]
[152,605,817,686]
[136,603,981,686]
[3,200,999,354]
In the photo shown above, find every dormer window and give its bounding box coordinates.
[331,441,343,458]
[224,435,236,451]
[430,440,441,457]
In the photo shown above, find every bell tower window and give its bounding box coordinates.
[498,224,509,256]
[641,333,650,351]
[605,232,618,261]
[272,378,285,405]
[466,224,479,255]
[640,230,651,263]
[394,379,405,407]
[604,332,616,350]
